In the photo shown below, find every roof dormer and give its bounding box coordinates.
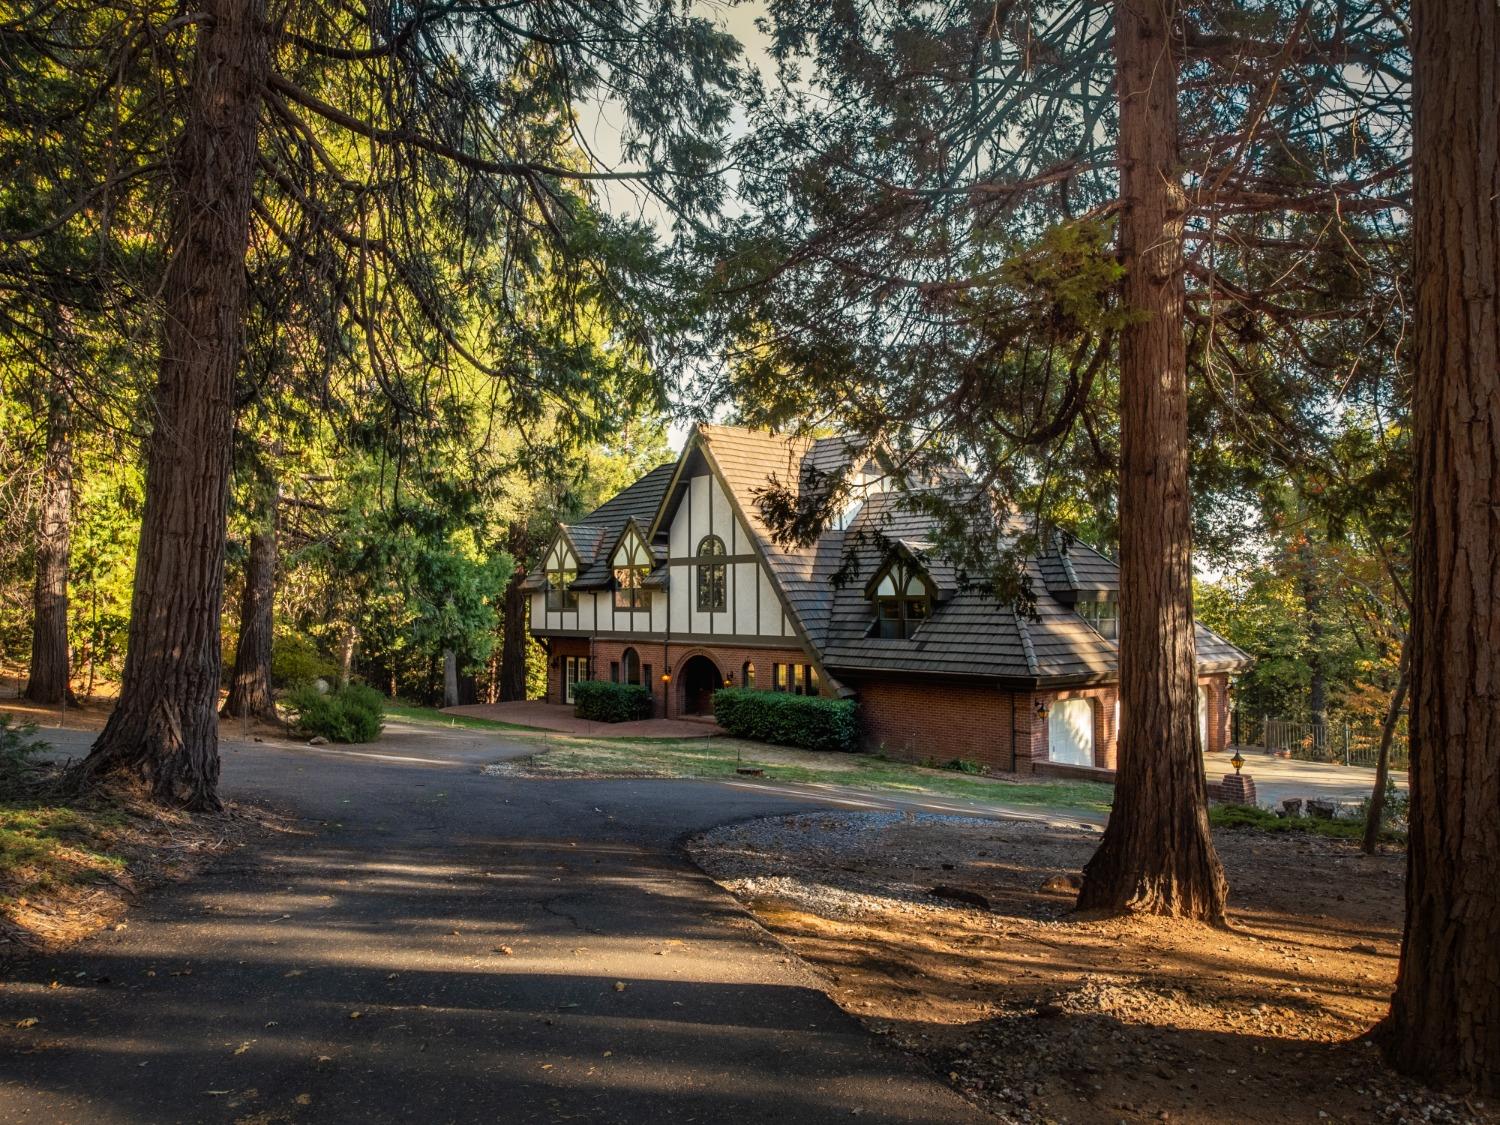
[864,552,936,639]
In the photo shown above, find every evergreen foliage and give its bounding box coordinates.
[711,689,859,754]
[284,681,385,744]
[572,680,653,723]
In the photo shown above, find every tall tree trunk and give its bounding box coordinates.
[221,485,279,721]
[1076,0,1227,923]
[338,624,357,689]
[24,366,76,706]
[72,0,270,810]
[1361,647,1409,856]
[498,521,531,702]
[442,648,459,708]
[1378,0,1499,1092]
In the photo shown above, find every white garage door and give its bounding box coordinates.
[1197,685,1208,749]
[1049,699,1095,766]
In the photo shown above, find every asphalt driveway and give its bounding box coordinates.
[1,724,980,1124]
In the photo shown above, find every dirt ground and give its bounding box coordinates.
[0,697,286,954]
[689,812,1493,1125]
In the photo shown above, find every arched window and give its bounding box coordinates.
[868,558,933,639]
[613,528,653,611]
[621,647,642,685]
[543,537,578,612]
[696,535,727,612]
[742,661,756,689]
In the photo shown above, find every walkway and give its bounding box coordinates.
[1206,746,1401,808]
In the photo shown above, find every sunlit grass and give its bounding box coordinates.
[500,736,1114,813]
[382,703,543,733]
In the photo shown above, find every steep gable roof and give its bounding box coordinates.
[688,424,856,648]
[519,463,674,591]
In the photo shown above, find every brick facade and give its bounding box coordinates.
[857,672,1231,778]
[543,638,591,705]
[855,679,1025,772]
[545,637,815,719]
[547,634,1233,772]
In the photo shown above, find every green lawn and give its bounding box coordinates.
[382,703,544,733]
[495,736,1115,814]
[0,800,129,905]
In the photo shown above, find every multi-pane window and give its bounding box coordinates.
[613,529,653,611]
[622,647,642,685]
[1076,598,1118,639]
[742,661,756,689]
[696,535,727,612]
[771,662,819,696]
[543,538,579,612]
[869,559,933,639]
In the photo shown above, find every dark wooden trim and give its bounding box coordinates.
[532,628,815,653]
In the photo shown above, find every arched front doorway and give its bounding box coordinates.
[679,655,723,716]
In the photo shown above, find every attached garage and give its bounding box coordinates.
[1048,698,1095,766]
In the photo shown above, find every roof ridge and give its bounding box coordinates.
[1055,532,1081,590]
[1016,610,1040,676]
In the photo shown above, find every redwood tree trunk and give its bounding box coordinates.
[221,487,279,721]
[498,521,531,702]
[1378,0,1499,1092]
[73,0,270,810]
[24,366,76,706]
[1076,0,1227,923]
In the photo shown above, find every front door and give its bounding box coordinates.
[680,656,723,715]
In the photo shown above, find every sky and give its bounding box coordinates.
[567,4,777,447]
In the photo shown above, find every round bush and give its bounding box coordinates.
[285,681,385,743]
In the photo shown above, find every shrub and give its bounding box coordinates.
[1208,803,1374,842]
[573,680,653,723]
[711,688,858,753]
[0,715,44,789]
[285,681,385,743]
[945,757,983,775]
[271,632,337,688]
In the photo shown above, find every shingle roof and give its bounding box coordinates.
[820,490,1249,684]
[520,463,675,591]
[696,424,853,648]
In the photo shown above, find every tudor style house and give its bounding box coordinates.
[523,424,1251,778]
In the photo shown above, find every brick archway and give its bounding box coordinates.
[675,651,724,716]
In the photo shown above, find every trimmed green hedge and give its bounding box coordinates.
[712,688,858,753]
[574,680,654,723]
[285,681,385,744]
